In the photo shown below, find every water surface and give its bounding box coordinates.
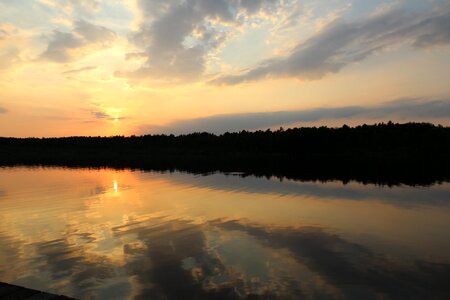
[1,167,449,299]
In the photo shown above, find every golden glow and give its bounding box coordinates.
[0,1,449,137]
[1,167,449,298]
[113,180,118,193]
[1,167,449,257]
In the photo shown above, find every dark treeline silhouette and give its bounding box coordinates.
[1,122,449,186]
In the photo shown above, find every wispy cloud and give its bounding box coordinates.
[212,4,450,85]
[139,98,450,134]
[39,0,101,18]
[0,47,20,70]
[92,110,125,121]
[0,28,8,40]
[0,24,21,70]
[62,66,96,75]
[40,20,116,63]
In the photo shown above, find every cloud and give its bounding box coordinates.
[62,66,96,75]
[118,219,213,299]
[212,4,450,84]
[216,221,450,299]
[35,237,117,295]
[39,0,101,17]
[68,0,100,13]
[74,20,116,43]
[119,0,281,81]
[92,110,125,121]
[124,52,147,61]
[139,98,450,134]
[0,107,7,114]
[94,111,110,119]
[40,30,83,62]
[0,232,25,278]
[0,24,21,69]
[0,28,8,40]
[40,20,116,63]
[0,47,20,70]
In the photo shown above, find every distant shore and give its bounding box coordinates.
[1,122,449,186]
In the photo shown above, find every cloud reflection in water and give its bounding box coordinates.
[0,168,449,299]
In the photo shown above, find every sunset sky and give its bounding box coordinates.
[0,0,449,137]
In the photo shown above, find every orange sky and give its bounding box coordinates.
[0,0,449,137]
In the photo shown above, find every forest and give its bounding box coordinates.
[1,122,449,185]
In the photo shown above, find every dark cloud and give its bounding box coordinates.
[40,30,84,63]
[139,98,450,134]
[115,216,450,299]
[40,20,116,63]
[74,20,116,44]
[115,217,289,299]
[119,0,279,81]
[212,4,450,84]
[240,0,271,14]
[94,111,110,119]
[115,218,230,299]
[135,224,212,299]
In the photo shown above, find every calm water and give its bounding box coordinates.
[0,167,449,300]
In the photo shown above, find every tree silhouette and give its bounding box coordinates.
[1,122,449,186]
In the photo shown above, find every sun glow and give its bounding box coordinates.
[0,0,449,137]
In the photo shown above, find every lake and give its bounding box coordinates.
[0,167,449,299]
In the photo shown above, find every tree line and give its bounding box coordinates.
[1,122,449,185]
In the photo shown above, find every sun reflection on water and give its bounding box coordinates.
[113,180,118,193]
[0,168,449,299]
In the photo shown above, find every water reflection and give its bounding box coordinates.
[0,167,449,299]
[215,220,450,299]
[161,172,450,207]
[113,181,119,193]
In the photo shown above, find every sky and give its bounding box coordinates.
[0,0,449,137]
